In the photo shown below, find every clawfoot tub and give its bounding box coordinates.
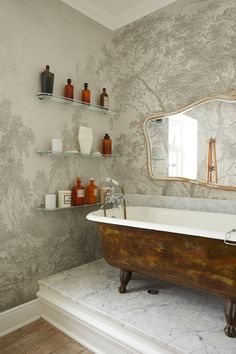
[87,206,236,337]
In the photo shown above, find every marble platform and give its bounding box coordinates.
[38,259,236,354]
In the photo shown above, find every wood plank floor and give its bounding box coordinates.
[0,318,93,354]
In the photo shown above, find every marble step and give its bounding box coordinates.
[37,259,235,354]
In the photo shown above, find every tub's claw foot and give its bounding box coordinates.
[224,325,236,338]
[119,269,132,293]
[224,299,236,337]
[118,285,127,293]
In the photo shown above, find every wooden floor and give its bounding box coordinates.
[0,319,93,354]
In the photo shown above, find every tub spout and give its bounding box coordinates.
[103,178,127,219]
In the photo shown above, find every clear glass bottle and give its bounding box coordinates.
[100,88,109,109]
[102,133,112,155]
[72,177,85,206]
[64,79,74,99]
[81,83,90,104]
[41,65,54,94]
[86,178,97,204]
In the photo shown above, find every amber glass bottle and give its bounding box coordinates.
[100,88,108,109]
[102,133,112,155]
[81,83,90,104]
[64,79,74,99]
[72,177,85,206]
[86,178,97,204]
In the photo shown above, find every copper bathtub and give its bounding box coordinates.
[87,206,236,337]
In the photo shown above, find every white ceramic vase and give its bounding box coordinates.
[78,126,93,154]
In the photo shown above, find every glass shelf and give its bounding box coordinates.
[37,93,116,115]
[37,203,101,212]
[37,150,120,158]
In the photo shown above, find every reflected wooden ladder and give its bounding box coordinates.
[206,137,218,183]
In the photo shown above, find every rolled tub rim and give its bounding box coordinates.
[86,206,236,241]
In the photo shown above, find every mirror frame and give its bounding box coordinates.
[143,89,236,191]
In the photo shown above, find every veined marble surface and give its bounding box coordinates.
[39,259,236,354]
[125,194,236,215]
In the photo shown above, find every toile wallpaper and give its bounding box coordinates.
[100,0,236,199]
[1,0,236,312]
[0,0,113,312]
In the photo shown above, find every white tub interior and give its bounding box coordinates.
[87,206,236,241]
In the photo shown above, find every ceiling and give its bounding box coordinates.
[61,0,177,31]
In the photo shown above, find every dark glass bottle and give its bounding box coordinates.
[41,65,54,94]
[72,177,85,206]
[81,83,90,104]
[100,88,108,109]
[102,133,112,155]
[64,79,74,99]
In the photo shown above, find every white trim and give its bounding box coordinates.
[0,299,41,337]
[61,0,178,31]
[38,285,174,354]
[0,286,174,353]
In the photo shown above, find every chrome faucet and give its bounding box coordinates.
[103,178,127,219]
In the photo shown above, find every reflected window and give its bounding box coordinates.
[168,114,198,179]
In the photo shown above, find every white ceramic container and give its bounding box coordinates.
[78,126,93,154]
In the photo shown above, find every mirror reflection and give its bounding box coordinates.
[145,98,236,189]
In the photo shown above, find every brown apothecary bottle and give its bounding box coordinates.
[100,88,109,109]
[102,133,112,155]
[86,178,97,204]
[81,83,90,104]
[72,177,85,206]
[64,79,74,99]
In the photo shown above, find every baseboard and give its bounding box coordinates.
[0,299,41,337]
[0,287,174,353]
[38,285,174,354]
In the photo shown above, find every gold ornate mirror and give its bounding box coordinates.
[143,90,236,191]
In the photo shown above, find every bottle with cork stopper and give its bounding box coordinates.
[81,83,90,104]
[86,178,98,204]
[100,88,109,109]
[64,79,74,99]
[102,133,112,155]
[72,177,85,206]
[41,65,54,94]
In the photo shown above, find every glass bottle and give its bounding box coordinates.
[64,79,74,99]
[41,65,54,94]
[72,177,85,206]
[102,133,112,155]
[86,178,97,204]
[100,88,109,109]
[81,83,90,104]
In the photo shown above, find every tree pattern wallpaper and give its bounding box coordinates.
[100,0,236,198]
[1,0,236,311]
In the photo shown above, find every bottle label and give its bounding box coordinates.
[77,190,85,198]
[64,195,71,204]
[94,189,98,196]
[103,97,108,109]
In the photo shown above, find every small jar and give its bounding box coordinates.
[58,190,71,208]
[52,138,62,153]
[45,194,56,209]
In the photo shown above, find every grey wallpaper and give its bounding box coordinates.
[100,0,236,199]
[1,0,236,312]
[0,0,113,312]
